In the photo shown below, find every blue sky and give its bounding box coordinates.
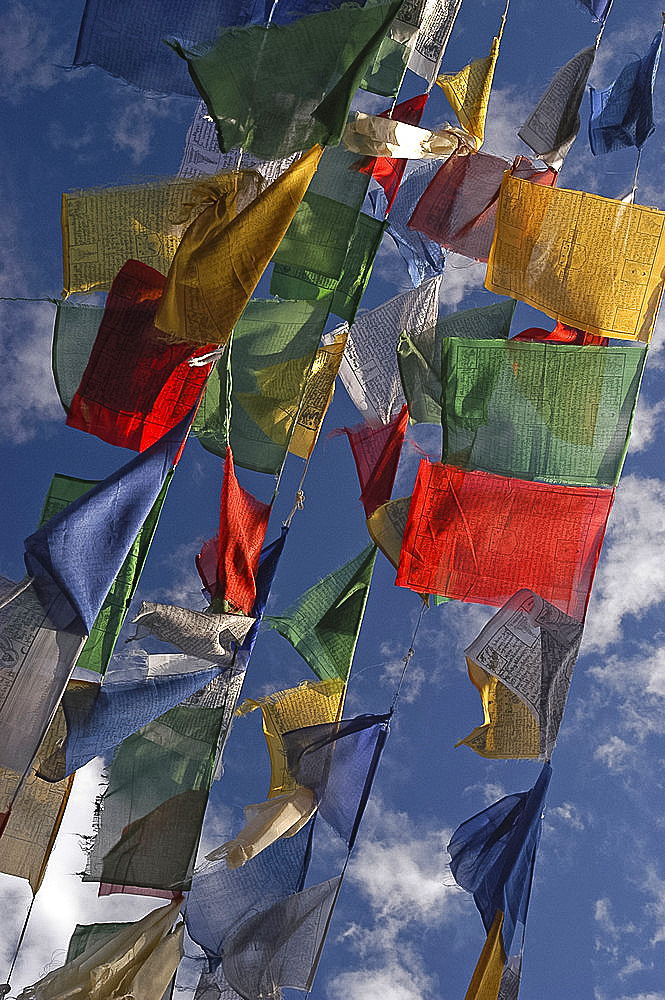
[1,1,665,998]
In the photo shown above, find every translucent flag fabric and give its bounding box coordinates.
[16,899,183,1000]
[464,589,584,758]
[66,261,214,451]
[154,146,322,346]
[265,544,377,683]
[514,321,608,346]
[366,496,413,571]
[397,461,614,620]
[356,92,429,212]
[25,411,191,633]
[343,115,469,160]
[193,297,332,474]
[84,672,244,893]
[237,678,346,798]
[343,405,409,518]
[282,713,391,847]
[398,0,463,83]
[38,472,171,676]
[437,35,500,148]
[289,331,348,460]
[222,877,341,998]
[397,297,516,424]
[235,527,290,670]
[578,0,611,20]
[407,151,557,262]
[457,659,540,760]
[168,2,403,159]
[518,45,597,171]
[464,910,507,1000]
[207,787,317,868]
[52,302,104,410]
[330,275,442,423]
[485,172,665,342]
[185,820,314,964]
[440,338,647,486]
[61,176,198,297]
[376,161,447,285]
[589,30,662,155]
[130,603,254,666]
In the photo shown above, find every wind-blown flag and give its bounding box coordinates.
[375,161,447,286]
[343,406,410,518]
[154,147,323,346]
[265,544,377,683]
[167,1,403,159]
[344,115,469,161]
[437,34,501,148]
[235,527,290,671]
[289,331,348,460]
[397,462,614,620]
[66,260,214,451]
[457,659,541,760]
[462,590,584,759]
[485,172,665,342]
[52,302,104,410]
[207,787,317,868]
[518,45,597,170]
[439,337,647,486]
[356,93,429,211]
[578,0,611,20]
[130,603,254,666]
[366,496,413,571]
[407,151,557,262]
[397,298,516,424]
[397,0,464,84]
[25,411,191,634]
[514,321,608,346]
[589,29,663,155]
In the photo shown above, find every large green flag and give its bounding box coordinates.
[440,338,647,486]
[265,544,377,683]
[168,1,403,159]
[193,297,332,474]
[38,473,171,676]
[397,298,517,424]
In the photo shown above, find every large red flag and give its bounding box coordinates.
[343,405,410,518]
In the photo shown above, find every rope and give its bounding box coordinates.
[3,894,37,992]
[390,598,428,713]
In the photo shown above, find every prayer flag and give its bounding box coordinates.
[463,910,507,1000]
[377,161,447,285]
[485,172,665,341]
[167,2,403,159]
[66,261,214,450]
[25,411,191,633]
[366,496,413,571]
[514,321,608,346]
[397,298,516,424]
[397,0,464,84]
[356,93,429,211]
[437,35,500,148]
[463,589,583,758]
[589,30,663,155]
[578,0,612,22]
[440,337,647,485]
[518,45,597,171]
[330,214,387,324]
[343,405,410,518]
[456,658,541,760]
[155,147,322,346]
[235,527,290,670]
[265,544,377,683]
[289,331,348,460]
[206,787,317,868]
[130,603,254,666]
[397,462,613,620]
[237,678,346,798]
[407,152,557,262]
[344,115,469,161]
[52,302,104,410]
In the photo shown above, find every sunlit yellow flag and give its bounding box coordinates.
[486,172,665,341]
[289,331,348,459]
[237,678,346,798]
[436,35,500,148]
[464,910,507,1000]
[456,659,540,759]
[366,496,412,571]
[155,145,324,345]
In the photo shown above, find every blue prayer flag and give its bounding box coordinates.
[589,30,662,155]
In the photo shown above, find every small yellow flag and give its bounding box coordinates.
[456,659,540,760]
[437,36,500,148]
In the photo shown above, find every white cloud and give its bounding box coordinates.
[628,398,665,453]
[0,3,68,101]
[438,254,487,308]
[326,957,437,1000]
[547,801,585,832]
[594,735,635,772]
[0,300,64,443]
[109,97,185,165]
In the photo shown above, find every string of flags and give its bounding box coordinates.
[1,0,664,997]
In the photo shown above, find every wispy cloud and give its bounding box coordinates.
[0,2,69,102]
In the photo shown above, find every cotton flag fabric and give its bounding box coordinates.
[167,1,403,159]
[463,589,583,758]
[15,899,183,1000]
[130,603,254,666]
[397,297,516,424]
[578,0,611,20]
[289,331,348,460]
[456,658,541,760]
[237,678,347,798]
[408,151,557,262]
[52,302,104,411]
[398,0,464,84]
[397,462,613,620]
[440,338,647,486]
[154,147,323,346]
[343,405,410,518]
[343,115,470,161]
[282,713,391,847]
[366,496,413,571]
[207,787,317,868]
[234,527,290,671]
[376,161,448,286]
[25,410,191,633]
[265,544,378,683]
[514,320,608,346]
[518,45,597,171]
[66,260,214,451]
[437,35,500,148]
[485,172,665,342]
[589,29,663,155]
[356,92,429,212]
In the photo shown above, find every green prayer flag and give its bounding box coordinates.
[440,338,647,486]
[397,298,517,424]
[331,214,386,324]
[38,473,171,676]
[168,1,403,159]
[52,302,105,412]
[265,544,377,682]
[193,298,332,474]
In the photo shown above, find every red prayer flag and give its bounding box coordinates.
[344,405,409,518]
[514,321,609,347]
[407,152,557,262]
[396,461,613,620]
[67,260,215,451]
[357,94,429,212]
[197,447,271,614]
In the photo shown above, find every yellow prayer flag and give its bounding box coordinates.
[464,910,507,1000]
[155,145,324,346]
[289,331,348,459]
[436,36,500,148]
[366,496,412,571]
[456,659,540,760]
[486,172,665,341]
